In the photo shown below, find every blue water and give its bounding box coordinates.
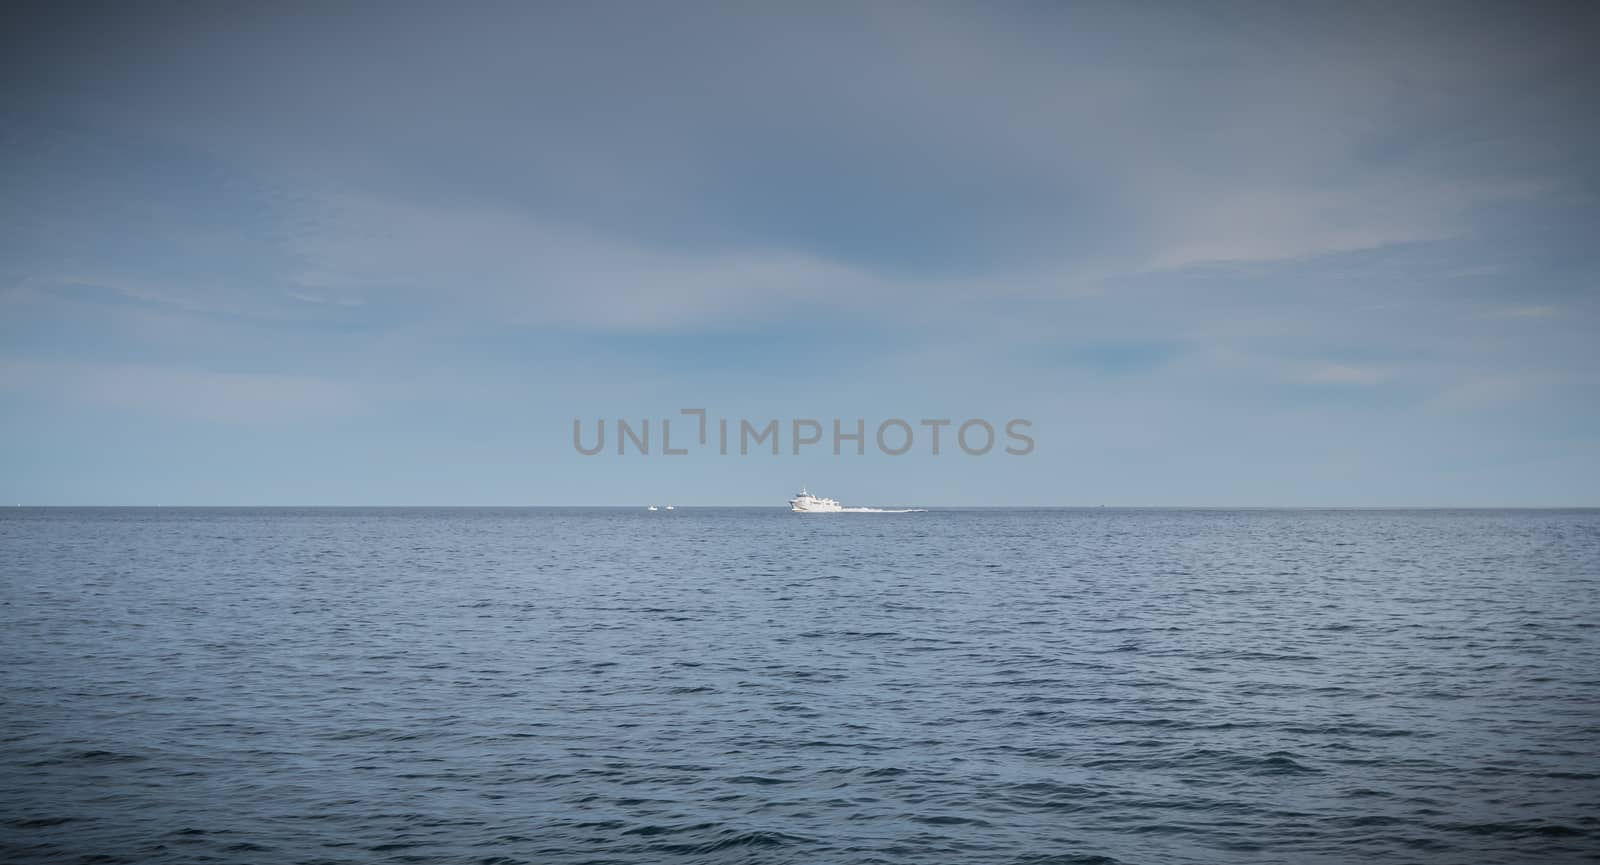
[2,507,1597,864]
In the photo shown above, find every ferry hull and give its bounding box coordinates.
[790,502,844,513]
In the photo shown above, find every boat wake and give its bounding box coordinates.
[840,507,927,513]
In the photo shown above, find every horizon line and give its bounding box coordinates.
[5,504,1598,511]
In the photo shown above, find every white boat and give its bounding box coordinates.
[789,485,843,513]
[665,505,675,510]
[647,505,658,511]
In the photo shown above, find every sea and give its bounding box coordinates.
[2,507,1597,864]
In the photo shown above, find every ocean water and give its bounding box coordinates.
[2,507,1597,865]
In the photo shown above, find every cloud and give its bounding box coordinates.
[1144,178,1549,271]
[0,359,360,423]
[13,274,246,318]
[3,4,1593,394]
[1301,363,1390,385]
[1490,305,1557,319]
[1422,373,1547,412]
[285,289,364,308]
[15,3,1582,284]
[287,193,896,330]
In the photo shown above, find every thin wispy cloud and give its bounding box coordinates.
[0,359,362,424]
[1301,364,1391,386]
[1491,305,1558,319]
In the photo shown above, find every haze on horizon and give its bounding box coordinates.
[1,2,1596,507]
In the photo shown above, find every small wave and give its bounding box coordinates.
[1016,856,1128,865]
[863,766,908,777]
[30,749,148,767]
[912,814,994,827]
[726,774,795,785]
[622,821,718,837]
[1441,820,1585,838]
[9,815,76,829]
[1282,722,1417,738]
[651,830,802,855]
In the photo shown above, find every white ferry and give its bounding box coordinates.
[789,485,843,513]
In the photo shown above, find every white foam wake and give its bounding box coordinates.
[839,507,927,513]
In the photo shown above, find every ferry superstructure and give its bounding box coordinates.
[789,485,843,513]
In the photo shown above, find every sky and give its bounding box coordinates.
[1,1,1596,506]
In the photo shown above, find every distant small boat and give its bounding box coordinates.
[647,505,658,511]
[665,505,675,510]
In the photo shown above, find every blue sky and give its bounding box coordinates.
[1,2,1596,505]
